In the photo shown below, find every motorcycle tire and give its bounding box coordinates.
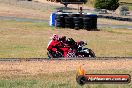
[83,17,91,22]
[55,23,62,27]
[74,24,80,26]
[74,18,83,22]
[55,14,64,19]
[65,24,72,28]
[73,17,80,21]
[48,51,63,58]
[83,22,91,25]
[55,18,64,22]
[74,21,80,24]
[83,25,92,29]
[47,52,53,59]
[74,27,80,30]
[71,14,80,17]
[88,49,96,57]
[65,17,73,21]
[55,19,61,23]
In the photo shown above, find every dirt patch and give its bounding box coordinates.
[0,59,131,76]
[36,0,91,9]
[0,3,50,20]
[0,0,61,20]
[0,0,92,20]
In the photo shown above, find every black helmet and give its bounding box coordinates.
[59,36,66,42]
[66,38,75,45]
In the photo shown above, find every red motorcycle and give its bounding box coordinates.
[47,38,96,58]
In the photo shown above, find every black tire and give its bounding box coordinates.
[71,14,80,17]
[83,20,92,24]
[55,16,65,28]
[48,51,63,58]
[74,20,83,25]
[92,18,97,28]
[56,23,62,27]
[55,14,63,17]
[65,19,73,24]
[73,17,79,19]
[65,17,73,21]
[83,17,93,29]
[56,17,64,21]
[112,17,116,20]
[55,16,62,19]
[121,18,126,21]
[83,17,91,21]
[65,20,73,23]
[74,27,80,30]
[84,28,91,31]
[73,17,83,29]
[47,52,53,59]
[73,17,80,21]
[70,24,74,29]
[56,22,65,27]
[80,25,83,29]
[83,25,90,28]
[55,19,61,22]
[83,24,91,28]
[55,21,61,24]
[83,22,91,25]
[116,17,122,21]
[88,49,96,57]
[74,24,80,26]
[91,26,97,29]
[65,17,74,28]
[74,21,80,24]
[83,14,90,17]
[65,24,71,28]
[98,15,103,18]
[56,21,65,26]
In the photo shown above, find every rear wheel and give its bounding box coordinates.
[81,48,96,58]
[47,51,63,58]
[88,49,96,57]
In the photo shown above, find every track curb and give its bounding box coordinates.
[0,57,131,61]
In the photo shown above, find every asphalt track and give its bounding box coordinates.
[0,16,132,29]
[0,57,131,61]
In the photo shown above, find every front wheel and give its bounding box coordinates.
[88,49,96,57]
[81,48,96,58]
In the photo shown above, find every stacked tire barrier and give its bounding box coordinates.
[73,17,83,30]
[55,14,65,28]
[55,13,98,30]
[83,14,97,30]
[65,17,74,28]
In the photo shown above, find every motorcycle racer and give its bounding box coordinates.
[47,34,59,51]
[47,34,64,58]
[47,34,96,58]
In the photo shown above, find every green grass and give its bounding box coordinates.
[0,20,132,58]
[0,20,52,58]
[0,69,131,88]
[128,5,132,10]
